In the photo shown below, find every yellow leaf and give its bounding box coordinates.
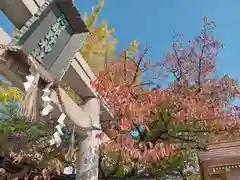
[86,0,104,31]
[82,12,88,23]
[80,0,117,75]
[12,27,18,38]
[126,40,140,55]
[108,28,115,35]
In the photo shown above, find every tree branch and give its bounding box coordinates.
[130,47,149,86]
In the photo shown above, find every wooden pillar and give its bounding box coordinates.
[76,98,101,180]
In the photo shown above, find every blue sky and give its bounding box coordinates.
[1,0,240,103]
[76,0,240,78]
[79,0,240,104]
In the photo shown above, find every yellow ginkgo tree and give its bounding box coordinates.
[0,79,21,104]
[80,1,140,76]
[80,1,116,75]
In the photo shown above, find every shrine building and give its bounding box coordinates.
[198,138,240,180]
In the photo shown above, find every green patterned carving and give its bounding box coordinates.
[31,13,69,61]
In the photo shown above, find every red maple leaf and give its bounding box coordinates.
[120,118,129,131]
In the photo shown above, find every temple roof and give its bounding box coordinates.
[198,138,240,161]
[198,138,240,179]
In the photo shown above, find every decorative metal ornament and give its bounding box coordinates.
[31,13,69,62]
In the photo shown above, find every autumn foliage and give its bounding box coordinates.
[92,17,240,168]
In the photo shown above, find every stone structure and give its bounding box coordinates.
[0,0,46,29]
[198,139,240,180]
[0,0,113,179]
